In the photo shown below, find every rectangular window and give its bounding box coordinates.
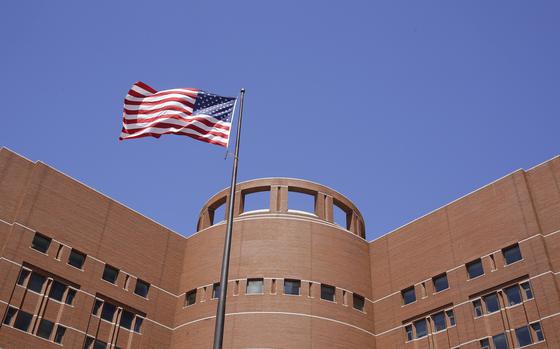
[520,282,533,300]
[502,243,522,265]
[483,293,500,313]
[333,200,351,230]
[13,310,33,332]
[31,232,51,253]
[36,318,55,339]
[134,279,150,298]
[133,317,143,333]
[68,249,86,269]
[405,324,413,341]
[93,339,107,349]
[212,282,221,299]
[480,338,490,349]
[49,280,67,302]
[185,289,197,306]
[433,273,449,292]
[102,265,119,284]
[246,278,264,294]
[446,309,455,326]
[101,302,116,322]
[466,259,484,279]
[92,299,103,316]
[120,310,134,330]
[503,285,522,306]
[284,279,301,295]
[53,325,66,344]
[492,333,509,349]
[320,284,335,302]
[28,272,46,293]
[401,286,416,305]
[65,288,76,305]
[414,318,427,338]
[515,326,532,347]
[242,190,270,212]
[288,189,316,214]
[17,268,31,286]
[3,306,17,325]
[432,311,446,332]
[353,293,365,311]
[473,299,483,317]
[531,322,544,341]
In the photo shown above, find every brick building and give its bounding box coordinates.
[0,147,559,348]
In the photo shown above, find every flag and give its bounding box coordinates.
[119,81,236,147]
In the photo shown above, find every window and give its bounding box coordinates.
[246,278,264,294]
[66,288,76,305]
[212,282,221,299]
[503,285,522,306]
[92,299,103,315]
[414,318,427,338]
[120,310,134,330]
[405,324,413,341]
[320,284,335,302]
[446,309,455,326]
[68,249,86,269]
[101,302,116,322]
[31,232,51,253]
[134,279,150,298]
[133,317,144,333]
[531,322,544,341]
[433,273,449,292]
[520,282,533,300]
[492,333,509,349]
[515,326,532,347]
[85,336,94,348]
[288,189,316,214]
[37,318,54,339]
[17,268,30,286]
[242,190,269,212]
[93,339,107,349]
[13,310,33,331]
[353,293,365,311]
[483,293,500,313]
[28,272,46,293]
[473,299,483,317]
[432,311,446,332]
[480,338,490,349]
[333,200,350,229]
[102,265,119,284]
[3,307,17,325]
[401,286,416,305]
[49,280,67,302]
[502,244,522,265]
[466,259,484,279]
[54,325,66,344]
[284,279,301,295]
[185,289,197,306]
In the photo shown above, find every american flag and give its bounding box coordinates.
[119,81,236,147]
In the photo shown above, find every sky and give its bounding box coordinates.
[1,1,558,241]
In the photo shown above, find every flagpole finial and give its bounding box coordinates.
[240,88,245,93]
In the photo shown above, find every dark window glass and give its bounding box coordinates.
[133,317,143,333]
[13,310,32,331]
[37,318,54,339]
[65,288,76,305]
[17,269,30,286]
[31,233,51,253]
[480,338,490,349]
[446,309,456,326]
[521,282,533,300]
[28,272,46,293]
[120,310,134,330]
[531,322,544,341]
[246,278,264,294]
[504,285,522,306]
[466,259,484,279]
[502,244,522,265]
[492,333,509,349]
[94,339,107,349]
[414,318,427,338]
[68,249,86,269]
[84,336,94,349]
[101,302,116,322]
[432,312,446,332]
[320,284,335,302]
[185,289,197,306]
[402,286,416,305]
[353,293,365,311]
[473,299,483,317]
[3,307,17,325]
[102,265,119,284]
[515,326,532,347]
[433,273,449,292]
[483,293,500,313]
[92,299,103,315]
[212,282,221,299]
[49,280,67,301]
[284,279,301,295]
[405,324,413,341]
[54,325,66,344]
[134,279,150,298]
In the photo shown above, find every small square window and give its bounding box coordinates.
[414,318,427,338]
[472,299,483,317]
[515,326,532,347]
[17,268,30,286]
[120,310,134,330]
[101,302,116,322]
[483,293,500,313]
[466,259,484,279]
[320,284,335,302]
[3,307,17,325]
[503,285,522,306]
[68,249,86,269]
[502,243,522,265]
[492,333,509,349]
[446,309,455,326]
[133,317,144,333]
[53,325,66,344]
[520,282,533,300]
[284,279,301,295]
[134,279,150,298]
[401,286,416,305]
[212,282,221,299]
[13,310,33,332]
[246,278,264,294]
[102,265,119,284]
[531,322,544,341]
[31,232,51,253]
[28,272,46,293]
[65,288,76,305]
[432,312,446,332]
[433,273,449,292]
[353,293,365,311]
[405,324,413,341]
[49,280,67,302]
[480,338,490,349]
[36,318,54,339]
[185,289,197,306]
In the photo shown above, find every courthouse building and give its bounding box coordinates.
[0,147,559,349]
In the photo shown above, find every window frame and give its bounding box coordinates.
[466,259,484,279]
[185,289,197,306]
[432,273,449,293]
[320,284,336,302]
[502,243,522,265]
[134,279,150,298]
[102,264,119,284]
[401,286,416,305]
[67,249,86,270]
[283,279,301,296]
[246,278,264,295]
[352,293,365,312]
[31,232,51,253]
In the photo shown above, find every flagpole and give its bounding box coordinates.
[213,88,245,349]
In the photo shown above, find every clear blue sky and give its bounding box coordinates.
[1,1,558,240]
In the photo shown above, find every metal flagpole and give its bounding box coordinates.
[212,88,245,349]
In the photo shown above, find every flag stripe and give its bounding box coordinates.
[123,114,231,131]
[125,92,197,104]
